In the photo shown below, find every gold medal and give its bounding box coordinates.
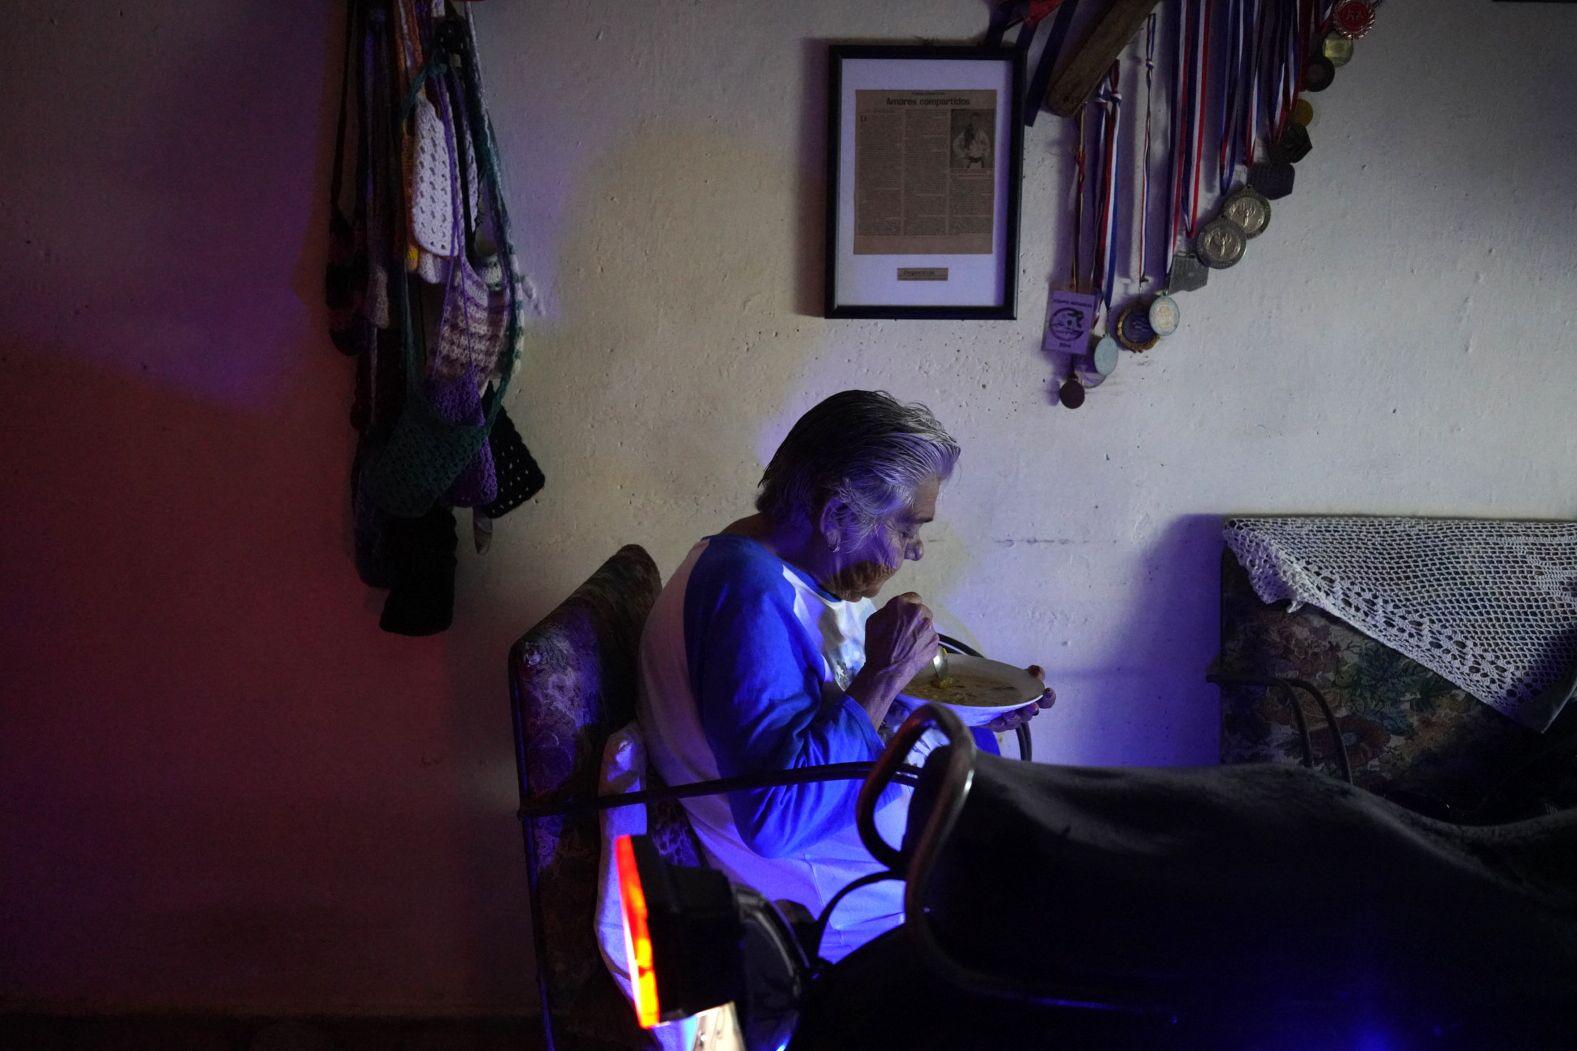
[1290,98,1315,127]
[1322,34,1354,68]
[1115,302,1160,351]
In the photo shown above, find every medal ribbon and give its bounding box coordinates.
[1216,0,1238,193]
[1171,0,1210,247]
[1242,0,1263,164]
[1272,0,1301,141]
[1187,0,1211,237]
[1070,105,1087,289]
[1138,13,1156,286]
[1165,0,1193,284]
[1092,63,1122,316]
[1257,0,1280,152]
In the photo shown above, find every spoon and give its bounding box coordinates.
[931,649,949,686]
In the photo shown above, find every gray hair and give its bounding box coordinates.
[756,390,960,541]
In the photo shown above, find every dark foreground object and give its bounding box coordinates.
[793,753,1577,1050]
[0,1014,547,1051]
[792,930,1577,1050]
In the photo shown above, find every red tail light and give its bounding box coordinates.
[615,834,661,1028]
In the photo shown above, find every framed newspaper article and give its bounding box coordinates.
[824,46,1024,320]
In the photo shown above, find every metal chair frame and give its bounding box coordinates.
[510,632,1033,1050]
[1205,671,1352,784]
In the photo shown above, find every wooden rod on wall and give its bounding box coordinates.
[1045,0,1164,117]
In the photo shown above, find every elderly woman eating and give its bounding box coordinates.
[636,390,1055,962]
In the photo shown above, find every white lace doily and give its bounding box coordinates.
[1225,517,1577,732]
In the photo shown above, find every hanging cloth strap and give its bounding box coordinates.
[1024,0,1080,127]
[326,0,372,357]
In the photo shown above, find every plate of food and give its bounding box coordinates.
[894,653,1043,728]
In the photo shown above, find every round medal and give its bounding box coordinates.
[1333,0,1375,40]
[1220,188,1272,239]
[1249,161,1296,200]
[1304,55,1336,93]
[1058,377,1086,409]
[1092,335,1121,376]
[1322,33,1354,67]
[1197,217,1248,269]
[1075,361,1109,389]
[1290,98,1315,127]
[1147,294,1181,337]
[1116,303,1160,351]
[1269,123,1313,165]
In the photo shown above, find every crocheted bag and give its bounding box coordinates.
[363,16,519,518]
[409,90,454,259]
[480,404,545,519]
[432,72,510,383]
[430,67,495,508]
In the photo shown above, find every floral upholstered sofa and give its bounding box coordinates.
[1216,552,1577,821]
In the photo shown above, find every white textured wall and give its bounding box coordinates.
[2,0,1574,1017]
[485,0,1577,771]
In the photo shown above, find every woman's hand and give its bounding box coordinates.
[985,665,1057,734]
[861,592,940,683]
[848,593,939,727]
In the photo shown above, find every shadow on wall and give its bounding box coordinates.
[1002,514,1225,767]
[0,339,459,1009]
[483,119,832,583]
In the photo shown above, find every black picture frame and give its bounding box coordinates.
[824,45,1024,320]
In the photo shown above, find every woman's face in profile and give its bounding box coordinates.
[824,476,939,601]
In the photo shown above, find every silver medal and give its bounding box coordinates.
[1220,188,1272,239]
[1197,217,1248,269]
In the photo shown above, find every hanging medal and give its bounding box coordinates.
[1322,33,1353,67]
[1270,121,1313,164]
[1332,0,1376,40]
[1086,64,1124,389]
[1051,105,1098,408]
[1197,216,1247,269]
[1046,107,1099,358]
[1221,187,1272,238]
[1116,301,1160,351]
[1088,334,1122,381]
[1304,53,1336,92]
[1166,0,1211,295]
[1250,0,1305,201]
[1059,65,1122,407]
[1147,292,1180,337]
[1218,0,1249,197]
[1126,11,1171,349]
